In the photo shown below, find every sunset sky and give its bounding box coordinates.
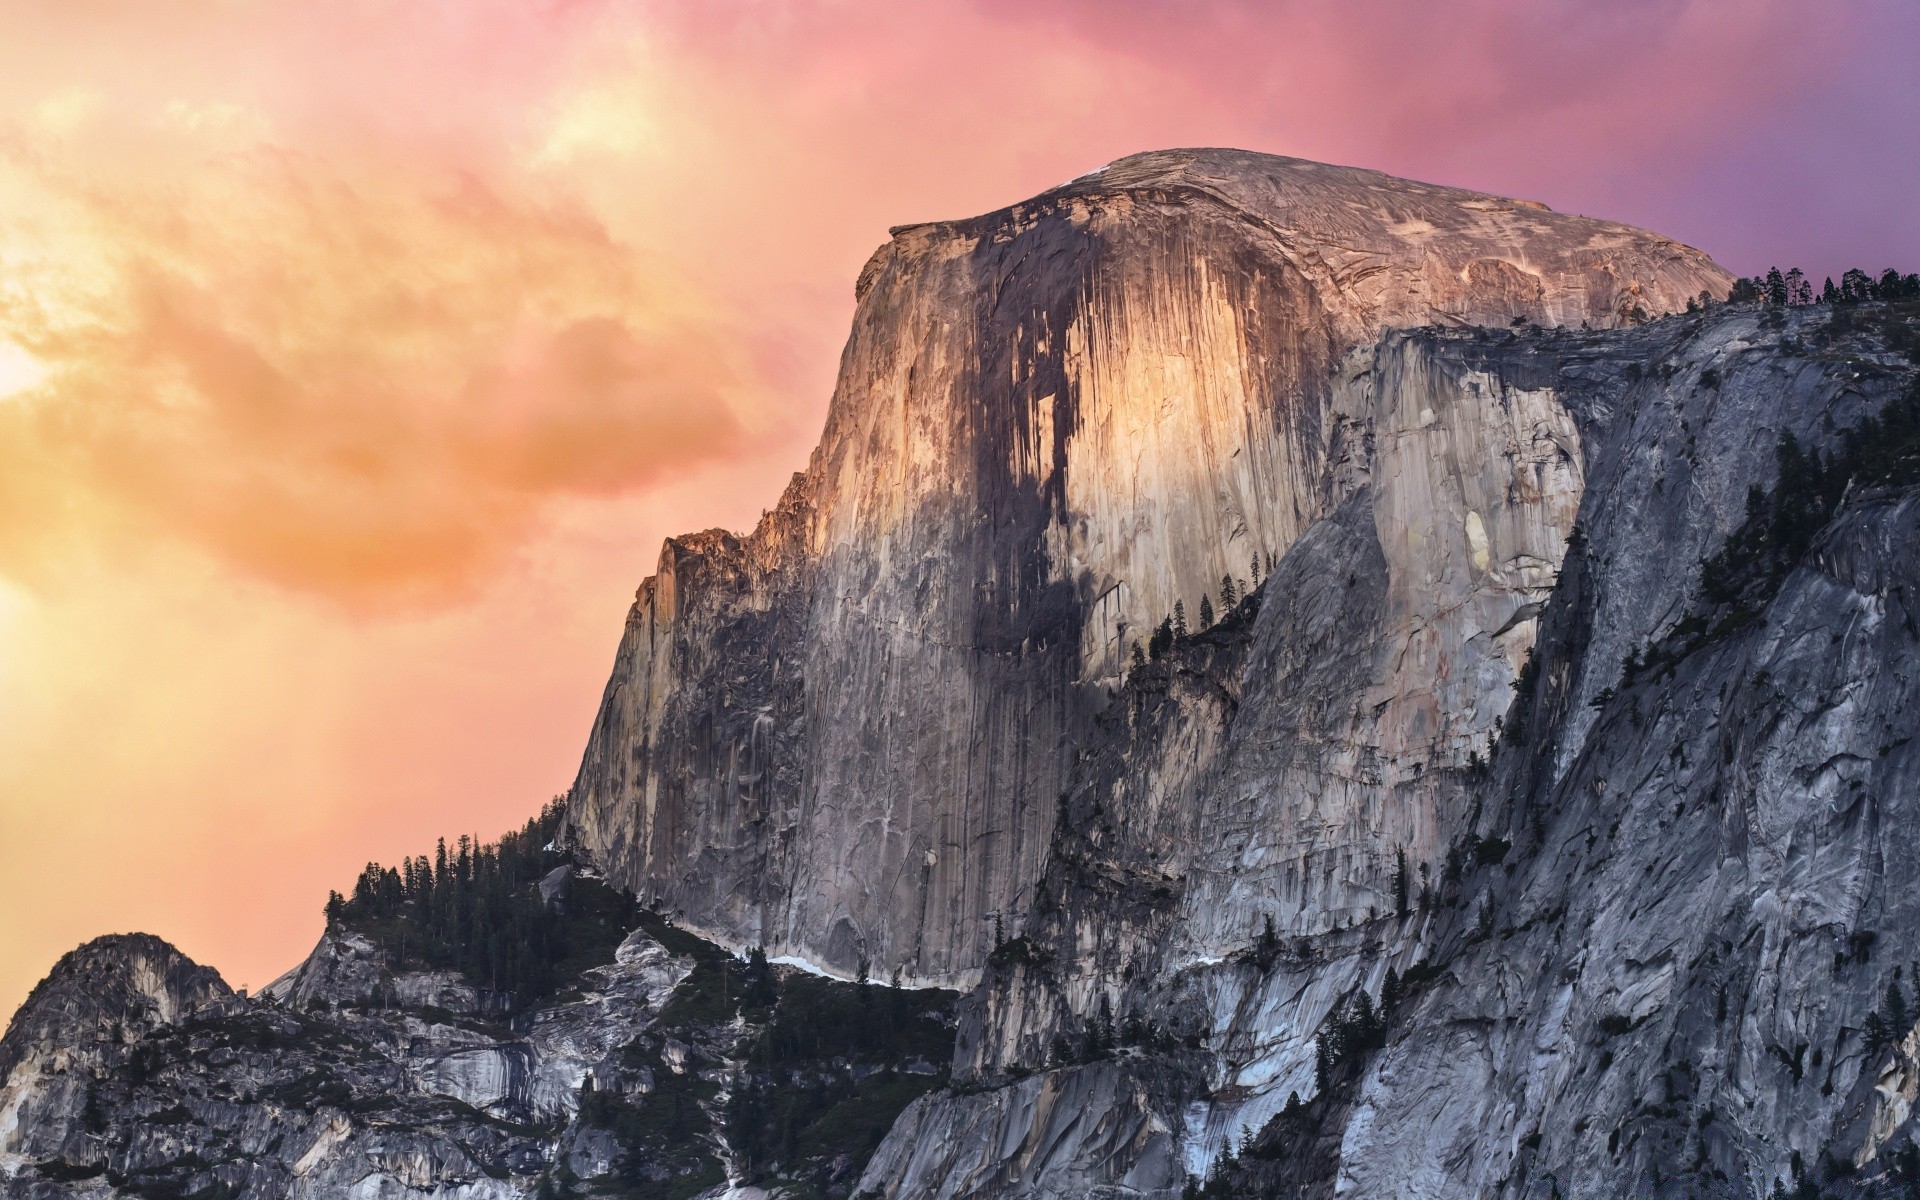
[1,0,1916,1023]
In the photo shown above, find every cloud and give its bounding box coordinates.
[0,113,754,607]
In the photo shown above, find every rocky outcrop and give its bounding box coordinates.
[563,147,1731,991]
[0,908,954,1198]
[0,925,692,1198]
[1317,304,1920,1199]
[0,936,231,1085]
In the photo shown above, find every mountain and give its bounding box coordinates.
[564,148,1727,987]
[7,148,1920,1200]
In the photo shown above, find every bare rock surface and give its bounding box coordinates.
[860,303,1920,1199]
[563,147,1730,991]
[0,902,959,1198]
[0,926,691,1197]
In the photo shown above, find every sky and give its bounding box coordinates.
[0,0,1915,1025]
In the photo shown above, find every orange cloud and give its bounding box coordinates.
[0,123,753,605]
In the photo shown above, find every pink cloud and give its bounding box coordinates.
[1,0,1914,1027]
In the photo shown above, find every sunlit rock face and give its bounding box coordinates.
[866,303,1920,1199]
[563,148,1730,988]
[898,326,1602,1195]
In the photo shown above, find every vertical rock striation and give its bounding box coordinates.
[863,300,1920,1199]
[563,148,1730,989]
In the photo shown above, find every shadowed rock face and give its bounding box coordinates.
[0,928,691,1198]
[1,912,955,1198]
[562,147,1732,989]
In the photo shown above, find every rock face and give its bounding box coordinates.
[0,936,231,1083]
[861,302,1920,1199]
[564,147,1731,990]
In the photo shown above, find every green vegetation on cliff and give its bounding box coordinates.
[327,798,639,1009]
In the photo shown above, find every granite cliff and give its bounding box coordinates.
[864,300,1920,1200]
[563,147,1728,989]
[9,148,1920,1199]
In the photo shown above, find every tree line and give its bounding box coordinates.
[1728,265,1920,307]
[1132,552,1278,668]
[324,796,636,1007]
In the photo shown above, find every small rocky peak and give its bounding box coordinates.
[0,933,230,1078]
[259,926,389,1011]
[262,925,509,1017]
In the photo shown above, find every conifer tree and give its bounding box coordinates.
[1220,573,1238,608]
[1198,594,1214,630]
[1392,847,1409,918]
[1172,600,1187,638]
[1786,268,1811,306]
[1149,617,1173,659]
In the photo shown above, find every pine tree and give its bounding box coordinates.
[1197,594,1214,630]
[1220,573,1238,608]
[1254,913,1280,968]
[1250,554,1262,587]
[1149,618,1173,659]
[1765,267,1788,306]
[1392,847,1409,918]
[1131,641,1147,670]
[1786,267,1810,306]
[1172,600,1187,638]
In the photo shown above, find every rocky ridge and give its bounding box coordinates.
[0,889,958,1198]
